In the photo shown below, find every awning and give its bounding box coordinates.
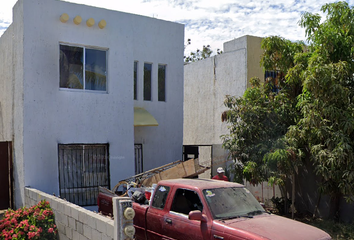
[134,107,158,126]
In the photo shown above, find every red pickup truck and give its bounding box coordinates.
[97,178,331,240]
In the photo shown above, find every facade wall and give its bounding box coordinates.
[246,36,264,88]
[12,0,26,208]
[183,50,247,146]
[0,25,14,141]
[183,36,282,205]
[3,0,184,208]
[184,35,263,149]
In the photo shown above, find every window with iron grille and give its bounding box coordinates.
[58,144,110,206]
[265,70,284,93]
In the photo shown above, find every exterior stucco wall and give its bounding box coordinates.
[0,25,14,141]
[184,35,263,176]
[3,0,183,208]
[12,0,26,208]
[183,47,247,146]
[223,35,264,87]
[133,24,184,170]
[246,36,264,87]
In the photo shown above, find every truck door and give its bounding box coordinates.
[146,185,171,240]
[162,188,210,240]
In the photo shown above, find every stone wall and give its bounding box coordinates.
[24,187,114,240]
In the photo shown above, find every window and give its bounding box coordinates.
[134,61,138,100]
[144,63,152,100]
[203,187,265,219]
[58,144,109,206]
[60,44,107,91]
[158,65,166,101]
[151,185,170,209]
[264,70,284,93]
[171,189,203,215]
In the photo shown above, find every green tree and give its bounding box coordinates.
[294,1,354,218]
[222,1,354,220]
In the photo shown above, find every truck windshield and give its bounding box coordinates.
[203,187,265,220]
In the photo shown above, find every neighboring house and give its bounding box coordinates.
[0,0,184,209]
[184,35,264,176]
[183,35,281,203]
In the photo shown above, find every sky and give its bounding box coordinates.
[1,0,354,55]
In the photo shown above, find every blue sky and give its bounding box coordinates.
[1,0,354,54]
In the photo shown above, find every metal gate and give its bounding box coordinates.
[0,141,13,210]
[134,144,143,174]
[58,144,109,206]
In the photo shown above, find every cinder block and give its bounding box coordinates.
[65,226,73,239]
[65,203,73,216]
[58,201,66,213]
[68,217,76,230]
[56,222,66,236]
[58,212,69,227]
[83,225,92,239]
[78,209,88,223]
[92,228,102,240]
[71,206,80,220]
[96,218,107,234]
[86,215,96,229]
[106,224,114,238]
[50,199,58,210]
[58,231,70,240]
[102,234,114,240]
[73,230,81,240]
[30,190,37,200]
[79,233,89,240]
[61,234,70,240]
[76,221,84,235]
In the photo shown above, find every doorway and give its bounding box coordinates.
[0,141,13,210]
[134,144,143,174]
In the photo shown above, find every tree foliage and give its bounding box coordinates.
[184,39,222,63]
[222,1,354,219]
[296,1,354,204]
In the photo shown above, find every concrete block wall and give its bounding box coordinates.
[24,187,114,240]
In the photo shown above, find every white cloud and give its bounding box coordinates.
[0,0,353,54]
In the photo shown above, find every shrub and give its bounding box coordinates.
[0,200,58,240]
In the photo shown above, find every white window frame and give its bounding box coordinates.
[59,43,108,93]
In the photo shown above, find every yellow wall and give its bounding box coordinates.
[246,36,264,88]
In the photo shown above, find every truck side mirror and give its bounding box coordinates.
[189,210,207,222]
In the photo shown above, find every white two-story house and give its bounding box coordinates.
[0,0,184,209]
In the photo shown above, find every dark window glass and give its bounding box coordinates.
[158,65,166,101]
[60,45,107,91]
[144,63,152,101]
[134,62,138,100]
[60,45,83,89]
[85,49,106,91]
[151,185,170,209]
[171,189,203,215]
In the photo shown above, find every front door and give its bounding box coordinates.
[0,141,12,210]
[134,144,143,174]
